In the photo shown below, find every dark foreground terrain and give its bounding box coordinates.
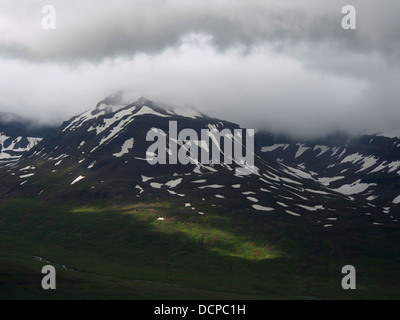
[1,197,399,300]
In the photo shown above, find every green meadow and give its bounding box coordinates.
[0,198,399,299]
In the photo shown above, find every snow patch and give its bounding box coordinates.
[277,202,288,207]
[71,176,85,185]
[333,180,376,195]
[393,195,400,204]
[19,173,34,178]
[134,106,169,118]
[88,161,96,169]
[318,176,345,186]
[113,138,134,157]
[191,179,207,184]
[242,191,256,195]
[286,210,301,217]
[252,204,274,212]
[246,197,258,203]
[19,165,35,171]
[198,184,224,189]
[165,178,182,188]
[295,144,310,158]
[313,145,330,157]
[261,144,289,152]
[296,204,324,211]
[150,182,163,189]
[135,185,144,194]
[141,175,153,182]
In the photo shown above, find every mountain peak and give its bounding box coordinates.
[95,93,205,120]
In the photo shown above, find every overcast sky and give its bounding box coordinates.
[0,0,399,138]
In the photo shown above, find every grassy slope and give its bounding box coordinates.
[0,198,399,299]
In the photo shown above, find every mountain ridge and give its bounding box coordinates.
[0,111,56,166]
[0,95,398,229]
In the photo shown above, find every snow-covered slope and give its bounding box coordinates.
[0,96,399,230]
[256,132,400,221]
[0,112,51,165]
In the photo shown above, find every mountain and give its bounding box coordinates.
[0,112,55,166]
[1,96,398,228]
[255,131,400,221]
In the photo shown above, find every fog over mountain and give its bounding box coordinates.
[0,0,399,138]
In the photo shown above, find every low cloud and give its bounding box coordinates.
[0,0,399,138]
